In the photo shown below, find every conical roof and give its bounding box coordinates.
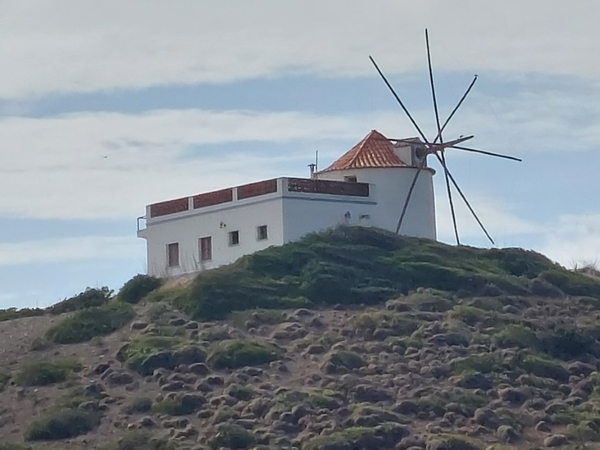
[319,130,408,173]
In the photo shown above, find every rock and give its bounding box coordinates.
[106,371,135,386]
[161,381,186,392]
[139,416,156,428]
[162,417,189,429]
[306,344,326,355]
[242,367,263,377]
[84,383,106,399]
[308,317,325,328]
[294,308,314,317]
[94,363,110,375]
[174,425,197,439]
[393,400,419,415]
[78,401,102,412]
[457,372,493,390]
[568,361,595,376]
[498,387,530,405]
[168,318,187,327]
[205,376,224,387]
[271,322,308,340]
[172,346,207,366]
[496,425,520,443]
[536,421,552,432]
[181,393,206,411]
[130,321,149,330]
[544,434,569,447]
[185,321,199,329]
[189,363,210,375]
[473,408,498,428]
[353,385,393,403]
[545,401,568,415]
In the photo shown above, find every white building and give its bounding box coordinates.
[137,130,436,277]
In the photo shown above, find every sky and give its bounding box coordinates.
[1,1,599,308]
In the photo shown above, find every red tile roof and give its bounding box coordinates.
[319,130,409,173]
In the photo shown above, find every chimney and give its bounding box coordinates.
[308,163,316,179]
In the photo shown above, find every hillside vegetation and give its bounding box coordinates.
[0,226,599,450]
[176,227,600,319]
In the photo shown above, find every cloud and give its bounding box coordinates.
[0,108,415,220]
[435,191,540,243]
[1,1,600,99]
[0,235,143,266]
[537,213,600,267]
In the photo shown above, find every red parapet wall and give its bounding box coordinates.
[287,178,369,197]
[237,179,278,200]
[150,197,189,218]
[193,188,233,209]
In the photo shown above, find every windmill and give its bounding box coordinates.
[369,29,521,246]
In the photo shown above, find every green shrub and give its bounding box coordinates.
[162,227,600,321]
[101,431,178,450]
[46,302,134,344]
[350,311,418,337]
[0,370,10,391]
[49,287,113,315]
[25,409,99,441]
[208,340,282,369]
[539,269,600,297]
[210,424,255,449]
[425,436,482,450]
[225,384,255,401]
[327,350,366,370]
[117,335,206,376]
[566,420,600,443]
[451,353,503,375]
[118,275,163,304]
[271,390,340,414]
[144,286,189,305]
[122,397,153,414]
[17,359,81,386]
[0,443,32,450]
[56,387,88,409]
[0,307,44,323]
[302,427,375,450]
[152,394,205,416]
[537,327,600,360]
[403,289,455,312]
[230,309,286,328]
[449,305,502,327]
[519,354,569,382]
[493,324,539,349]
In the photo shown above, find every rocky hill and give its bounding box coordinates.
[1,227,600,450]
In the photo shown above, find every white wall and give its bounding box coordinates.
[140,196,284,277]
[317,167,436,239]
[282,191,377,243]
[138,167,436,277]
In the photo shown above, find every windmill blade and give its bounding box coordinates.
[396,162,425,234]
[369,55,429,143]
[432,75,478,145]
[451,145,522,162]
[426,29,443,141]
[439,151,460,245]
[425,29,460,244]
[434,152,495,245]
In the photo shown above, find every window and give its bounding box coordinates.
[167,243,179,267]
[257,225,268,240]
[199,236,212,261]
[228,230,240,246]
[344,175,357,183]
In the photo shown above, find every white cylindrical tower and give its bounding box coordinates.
[316,130,436,240]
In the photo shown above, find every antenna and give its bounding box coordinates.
[369,28,521,245]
